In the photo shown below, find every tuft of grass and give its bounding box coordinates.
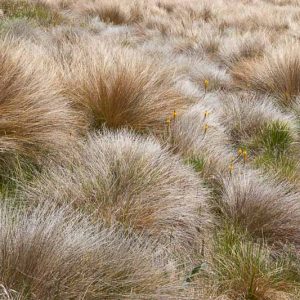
[65,45,187,134]
[186,157,205,173]
[254,121,293,157]
[220,93,297,146]
[0,0,63,26]
[24,130,211,255]
[0,202,179,299]
[217,169,300,249]
[251,121,298,181]
[206,225,300,300]
[0,155,40,198]
[86,4,127,25]
[0,39,82,178]
[166,102,233,178]
[232,44,300,106]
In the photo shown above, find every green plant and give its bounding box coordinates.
[209,225,300,299]
[257,121,293,157]
[0,0,63,26]
[0,155,40,198]
[251,121,298,180]
[254,153,298,181]
[186,157,205,173]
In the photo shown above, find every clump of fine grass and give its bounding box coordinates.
[65,44,187,134]
[186,157,206,174]
[231,44,300,106]
[25,129,211,255]
[0,39,82,179]
[0,201,179,299]
[198,225,300,300]
[220,93,297,146]
[253,121,293,157]
[74,0,128,25]
[219,31,269,68]
[0,155,40,198]
[165,102,233,178]
[251,121,299,181]
[0,0,63,26]
[216,169,300,249]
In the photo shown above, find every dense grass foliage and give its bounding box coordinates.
[0,0,300,299]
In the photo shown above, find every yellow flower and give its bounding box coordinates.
[243,150,248,163]
[204,111,209,118]
[238,148,243,156]
[204,123,209,133]
[204,79,209,90]
[173,110,177,119]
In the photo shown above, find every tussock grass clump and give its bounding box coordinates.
[201,225,300,300]
[25,130,211,253]
[252,121,299,181]
[167,102,233,178]
[232,44,300,106]
[75,0,128,25]
[217,169,300,249]
[0,39,80,177]
[254,121,293,157]
[0,201,178,299]
[219,31,269,68]
[66,45,187,133]
[220,93,297,145]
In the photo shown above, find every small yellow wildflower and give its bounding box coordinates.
[243,150,248,163]
[204,79,209,91]
[173,110,177,120]
[204,111,209,119]
[204,123,209,133]
[238,148,243,156]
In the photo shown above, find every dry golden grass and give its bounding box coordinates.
[65,44,187,134]
[73,0,128,25]
[0,38,81,175]
[231,44,300,106]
